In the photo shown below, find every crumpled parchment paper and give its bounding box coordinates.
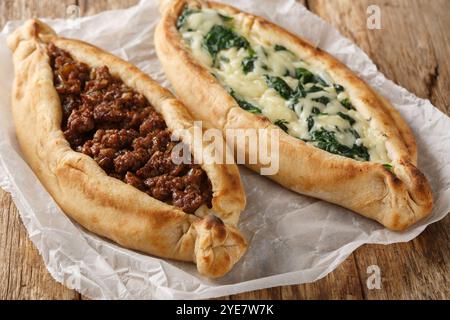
[0,0,449,300]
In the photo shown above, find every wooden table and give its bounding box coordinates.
[0,0,449,300]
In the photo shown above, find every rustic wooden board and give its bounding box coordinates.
[0,0,77,28]
[0,187,80,299]
[309,0,450,114]
[0,0,448,300]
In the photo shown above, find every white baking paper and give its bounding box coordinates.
[0,0,449,299]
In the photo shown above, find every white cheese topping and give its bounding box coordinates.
[178,7,390,163]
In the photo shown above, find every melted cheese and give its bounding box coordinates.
[179,8,390,163]
[259,89,297,122]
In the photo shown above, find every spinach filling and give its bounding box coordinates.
[264,75,294,100]
[274,119,289,132]
[203,25,249,61]
[229,89,261,114]
[307,116,315,131]
[181,12,375,162]
[274,44,288,51]
[312,96,330,105]
[295,68,327,86]
[311,107,321,115]
[337,112,356,125]
[348,128,361,139]
[176,6,197,29]
[263,69,331,106]
[334,84,345,93]
[242,48,257,74]
[261,66,367,161]
[309,129,370,161]
[306,85,324,93]
[218,13,233,21]
[340,98,355,110]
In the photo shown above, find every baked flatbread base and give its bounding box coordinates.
[8,19,247,278]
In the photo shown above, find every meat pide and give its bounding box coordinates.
[48,43,212,215]
[8,19,246,277]
[155,0,434,230]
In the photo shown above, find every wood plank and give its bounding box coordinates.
[354,217,450,299]
[308,0,450,114]
[0,0,77,29]
[308,0,450,299]
[230,287,282,300]
[281,256,364,299]
[0,189,79,299]
[76,0,139,16]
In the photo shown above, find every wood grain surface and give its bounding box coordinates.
[0,0,448,300]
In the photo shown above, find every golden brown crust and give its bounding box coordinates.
[155,0,433,231]
[7,19,247,277]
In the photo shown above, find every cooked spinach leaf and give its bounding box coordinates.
[203,25,249,59]
[307,115,315,131]
[306,85,323,93]
[238,100,261,114]
[219,56,230,63]
[242,48,257,74]
[274,119,289,132]
[289,86,306,106]
[295,83,307,97]
[218,13,233,21]
[261,47,268,57]
[340,98,355,110]
[274,44,288,51]
[242,55,256,74]
[295,67,314,84]
[349,144,370,161]
[264,75,293,99]
[295,68,327,86]
[229,89,261,114]
[347,128,360,139]
[334,84,345,93]
[310,107,328,116]
[311,107,321,115]
[177,6,197,29]
[310,129,369,161]
[314,75,328,86]
[313,96,330,105]
[337,112,356,125]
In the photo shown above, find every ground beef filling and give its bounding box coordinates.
[47,43,212,214]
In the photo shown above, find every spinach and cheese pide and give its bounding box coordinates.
[176,6,389,163]
[155,0,433,231]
